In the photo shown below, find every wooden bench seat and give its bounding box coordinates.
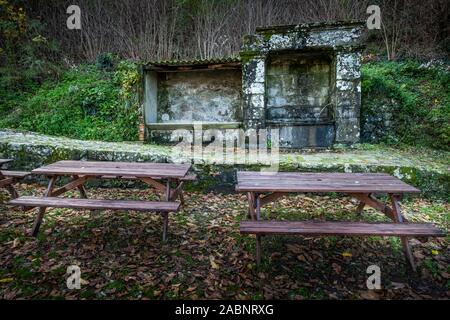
[10,196,180,239]
[1,170,31,179]
[9,196,180,212]
[0,170,30,199]
[99,174,197,181]
[240,220,445,237]
[241,220,445,266]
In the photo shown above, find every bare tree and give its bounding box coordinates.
[18,0,448,62]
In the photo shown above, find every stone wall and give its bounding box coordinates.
[0,130,448,199]
[266,53,333,122]
[241,21,364,147]
[157,70,242,123]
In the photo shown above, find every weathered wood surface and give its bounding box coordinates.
[0,170,31,178]
[0,159,13,166]
[240,220,445,237]
[10,196,180,212]
[32,161,191,178]
[236,171,420,193]
[0,177,14,188]
[92,173,196,181]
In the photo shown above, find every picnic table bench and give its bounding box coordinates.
[236,171,445,271]
[9,160,194,240]
[0,159,30,199]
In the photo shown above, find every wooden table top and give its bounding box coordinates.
[32,160,191,179]
[236,171,421,194]
[0,159,12,166]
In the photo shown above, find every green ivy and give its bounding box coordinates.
[361,61,450,151]
[0,60,140,142]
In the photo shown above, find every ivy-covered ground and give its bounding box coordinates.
[0,183,448,299]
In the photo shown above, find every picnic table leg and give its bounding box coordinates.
[162,179,171,241]
[355,194,369,215]
[247,192,256,220]
[390,194,416,271]
[179,191,185,206]
[0,171,19,199]
[73,175,87,199]
[5,184,19,199]
[31,176,57,237]
[355,201,365,215]
[256,235,262,266]
[255,193,262,266]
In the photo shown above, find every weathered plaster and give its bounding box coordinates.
[157,70,242,123]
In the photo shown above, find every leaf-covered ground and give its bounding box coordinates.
[0,183,449,300]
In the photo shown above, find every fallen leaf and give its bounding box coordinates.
[341,252,352,258]
[360,290,380,300]
[12,238,19,248]
[210,256,219,269]
[332,263,341,274]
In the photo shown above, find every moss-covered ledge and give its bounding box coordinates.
[0,129,448,199]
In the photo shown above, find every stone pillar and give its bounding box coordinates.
[334,51,361,144]
[242,56,266,130]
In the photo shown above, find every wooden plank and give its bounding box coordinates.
[240,220,445,237]
[236,184,420,193]
[31,176,57,236]
[348,193,396,221]
[238,171,396,180]
[0,159,13,166]
[139,177,166,192]
[238,178,409,185]
[0,170,30,178]
[169,181,184,201]
[50,176,92,197]
[33,165,190,178]
[390,194,416,271]
[259,192,288,207]
[236,172,420,194]
[0,177,14,188]
[46,160,190,169]
[96,173,196,181]
[9,196,180,212]
[247,192,256,220]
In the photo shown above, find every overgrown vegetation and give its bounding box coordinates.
[0,1,140,141]
[361,61,450,151]
[0,59,140,141]
[1,1,449,148]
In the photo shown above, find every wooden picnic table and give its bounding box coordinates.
[0,159,15,197]
[236,171,444,271]
[0,159,30,199]
[10,160,195,239]
[0,159,13,166]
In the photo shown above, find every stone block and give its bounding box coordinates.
[335,117,360,143]
[336,105,357,119]
[243,82,265,95]
[336,52,361,80]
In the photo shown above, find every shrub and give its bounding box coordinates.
[0,62,140,141]
[361,61,450,151]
